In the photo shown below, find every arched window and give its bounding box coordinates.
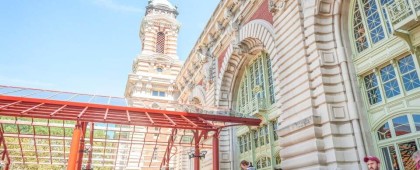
[376,114,420,170]
[236,52,275,115]
[156,32,165,53]
[256,157,271,169]
[352,0,393,52]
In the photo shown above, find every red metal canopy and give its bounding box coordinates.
[0,85,261,169]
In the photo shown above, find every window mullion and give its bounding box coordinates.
[357,0,374,47]
[246,68,252,114]
[389,119,396,139]
[375,69,387,103]
[262,53,271,105]
[392,61,407,96]
[408,114,417,135]
[374,0,390,39]
[396,57,410,95]
[412,53,420,82]
[358,76,372,109]
[393,143,404,170]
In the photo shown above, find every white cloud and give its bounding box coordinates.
[93,0,143,13]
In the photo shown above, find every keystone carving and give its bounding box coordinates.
[269,0,288,13]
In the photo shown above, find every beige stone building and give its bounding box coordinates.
[127,0,420,169]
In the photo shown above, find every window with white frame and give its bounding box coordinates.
[236,52,275,115]
[152,90,166,97]
[272,121,279,141]
[253,130,259,148]
[256,157,271,169]
[363,54,420,105]
[364,73,382,105]
[376,114,420,170]
[238,133,252,154]
[352,0,392,52]
[380,64,400,98]
[398,55,420,91]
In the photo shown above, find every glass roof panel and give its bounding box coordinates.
[6,89,43,97]
[70,94,94,103]
[90,96,110,105]
[0,87,23,94]
[28,91,59,99]
[109,97,127,106]
[49,92,77,101]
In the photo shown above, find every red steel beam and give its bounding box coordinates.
[0,101,20,109]
[0,95,261,127]
[77,107,89,118]
[67,123,82,170]
[181,116,197,127]
[22,103,44,114]
[163,114,176,126]
[145,112,154,124]
[193,130,200,170]
[76,122,88,170]
[126,110,131,123]
[160,128,176,169]
[213,130,221,170]
[50,105,67,116]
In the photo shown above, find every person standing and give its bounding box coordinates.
[364,156,380,170]
[412,151,420,170]
[240,160,256,170]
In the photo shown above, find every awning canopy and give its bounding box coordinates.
[0,85,261,169]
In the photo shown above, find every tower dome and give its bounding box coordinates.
[149,0,176,11]
[146,0,178,17]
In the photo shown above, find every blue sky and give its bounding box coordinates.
[0,0,218,97]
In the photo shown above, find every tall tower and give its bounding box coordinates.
[122,0,184,169]
[125,0,182,109]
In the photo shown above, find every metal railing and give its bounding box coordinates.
[387,0,419,27]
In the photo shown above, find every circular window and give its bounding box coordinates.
[157,67,163,72]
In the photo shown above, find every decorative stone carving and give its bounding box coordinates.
[229,19,242,56]
[224,6,233,20]
[318,1,332,15]
[269,0,287,13]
